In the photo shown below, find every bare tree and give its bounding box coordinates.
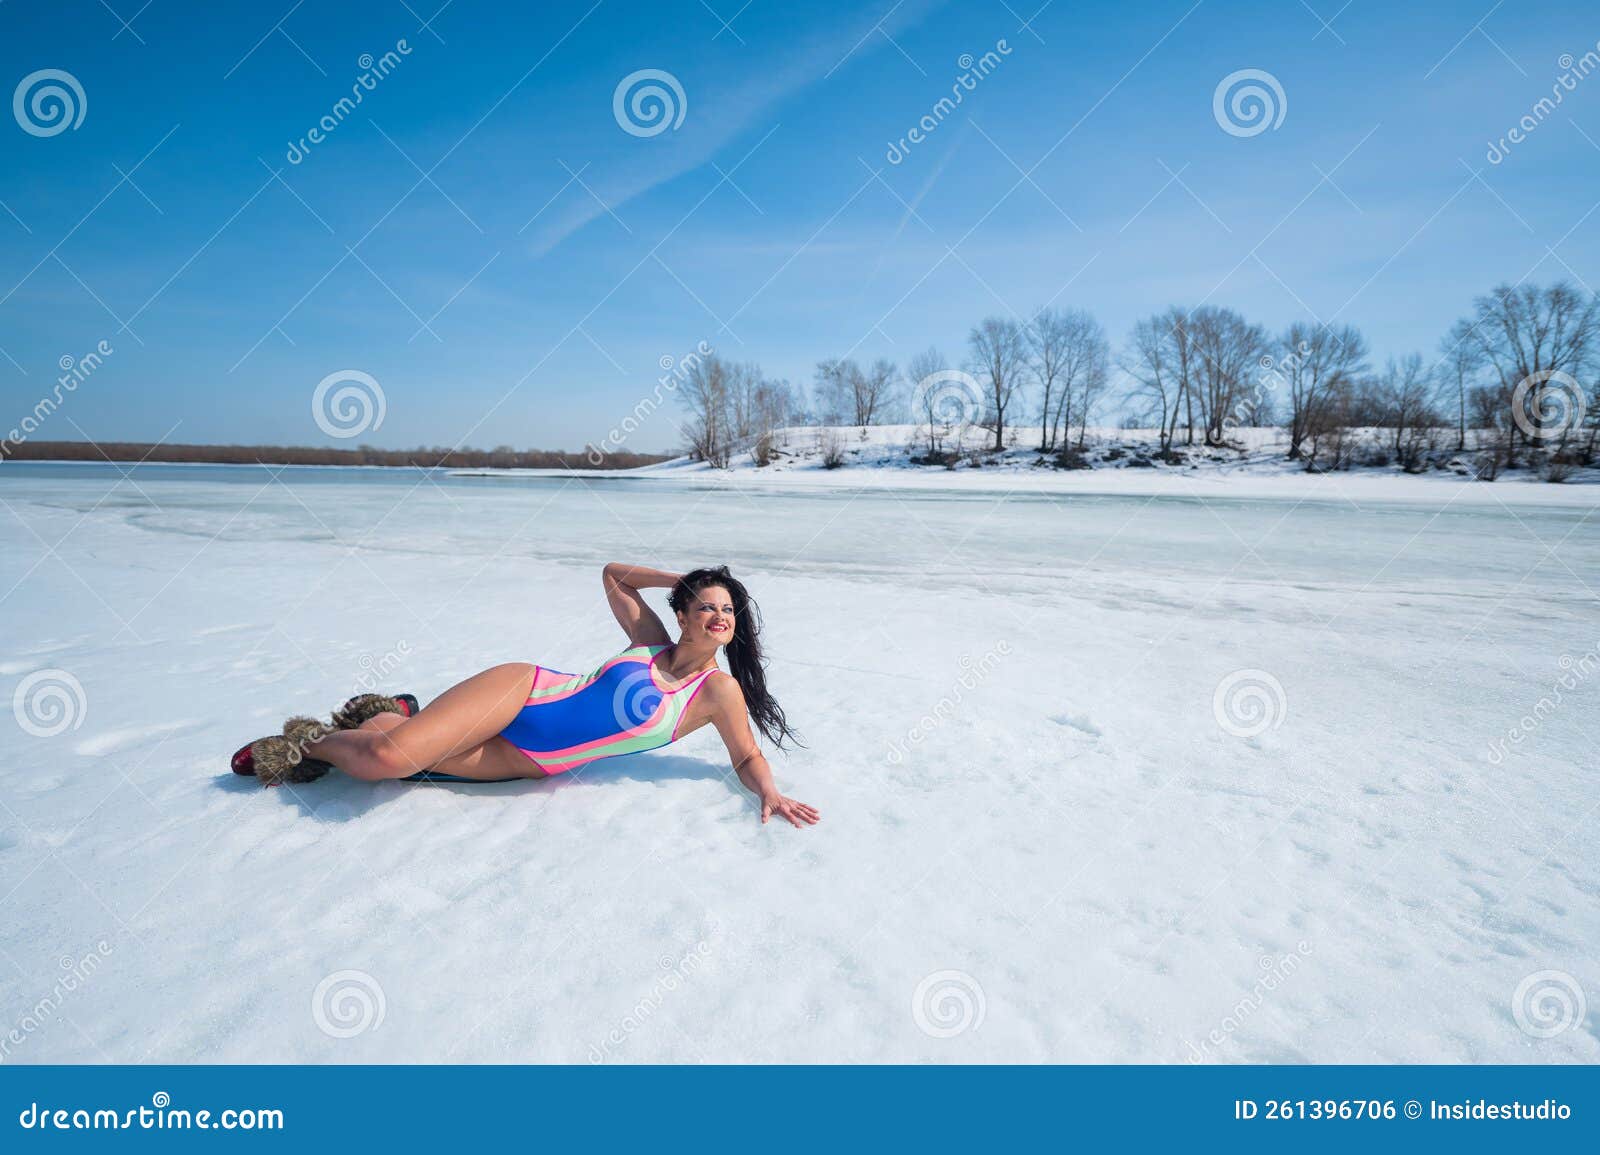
[1172,309,1200,445]
[1190,306,1268,446]
[1124,310,1193,452]
[1124,316,1171,449]
[1457,282,1600,463]
[1071,336,1109,451]
[860,358,898,426]
[966,317,1027,451]
[1279,322,1368,459]
[1376,353,1440,470]
[1302,378,1357,473]
[812,359,852,426]
[680,356,795,467]
[743,374,796,464]
[1026,308,1067,451]
[1027,307,1109,452]
[679,354,732,467]
[907,346,956,456]
[814,357,896,427]
[725,361,764,445]
[1468,384,1503,432]
[1436,320,1484,453]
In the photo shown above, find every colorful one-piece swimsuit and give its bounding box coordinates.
[498,644,720,774]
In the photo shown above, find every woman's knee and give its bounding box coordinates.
[490,662,536,688]
[368,735,421,778]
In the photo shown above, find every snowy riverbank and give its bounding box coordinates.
[453,425,1600,509]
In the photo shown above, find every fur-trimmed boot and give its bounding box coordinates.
[331,693,412,731]
[250,715,338,787]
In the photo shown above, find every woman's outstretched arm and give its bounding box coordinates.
[602,562,678,646]
[705,676,820,828]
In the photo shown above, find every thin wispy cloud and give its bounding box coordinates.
[525,0,946,256]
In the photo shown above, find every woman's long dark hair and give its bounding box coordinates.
[669,565,801,750]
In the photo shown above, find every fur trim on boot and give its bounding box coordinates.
[252,716,338,787]
[332,693,407,730]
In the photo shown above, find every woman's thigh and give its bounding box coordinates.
[379,662,536,768]
[430,736,550,780]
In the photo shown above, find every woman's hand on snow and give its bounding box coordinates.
[761,793,820,828]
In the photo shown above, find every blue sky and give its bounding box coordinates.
[1,0,1596,453]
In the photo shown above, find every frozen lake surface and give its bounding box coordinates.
[1,462,1596,1062]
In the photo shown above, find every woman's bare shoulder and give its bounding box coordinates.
[696,670,744,714]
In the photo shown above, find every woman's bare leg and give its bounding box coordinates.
[302,663,539,780]
[346,713,542,781]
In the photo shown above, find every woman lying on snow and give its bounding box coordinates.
[231,564,820,828]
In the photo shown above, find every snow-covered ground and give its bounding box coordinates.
[0,461,1596,1063]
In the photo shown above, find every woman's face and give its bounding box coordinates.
[679,584,735,646]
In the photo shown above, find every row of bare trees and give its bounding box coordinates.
[1,441,669,469]
[674,282,1600,476]
[677,310,1113,464]
[677,357,799,468]
[1125,283,1600,474]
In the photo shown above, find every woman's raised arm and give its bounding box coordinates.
[601,562,679,646]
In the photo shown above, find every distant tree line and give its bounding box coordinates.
[1,441,670,470]
[675,281,1600,481]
